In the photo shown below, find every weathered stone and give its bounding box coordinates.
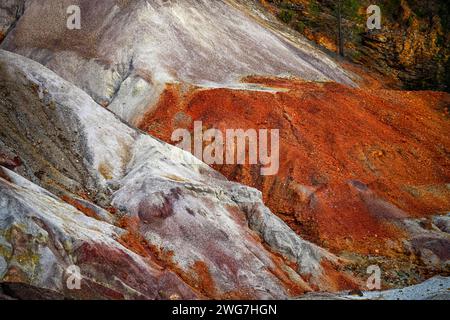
[0,50,354,299]
[1,0,355,124]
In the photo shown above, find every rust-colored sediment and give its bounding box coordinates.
[0,168,11,182]
[60,195,101,221]
[319,260,364,291]
[191,261,217,298]
[117,215,315,297]
[138,79,450,259]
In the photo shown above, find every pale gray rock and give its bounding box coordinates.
[348,180,450,270]
[0,167,199,299]
[433,214,450,234]
[1,0,355,124]
[298,276,450,300]
[110,133,321,297]
[400,218,450,270]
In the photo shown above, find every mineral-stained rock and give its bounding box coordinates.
[259,0,450,92]
[0,167,199,300]
[0,49,358,299]
[138,77,450,282]
[0,282,65,300]
[298,276,450,300]
[401,217,450,270]
[1,0,354,124]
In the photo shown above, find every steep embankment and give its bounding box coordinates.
[138,78,450,285]
[0,49,361,299]
[0,0,448,296]
[1,0,354,123]
[259,0,450,91]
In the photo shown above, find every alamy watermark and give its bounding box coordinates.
[367,5,382,30]
[366,265,381,290]
[172,121,280,176]
[65,264,82,290]
[67,5,81,30]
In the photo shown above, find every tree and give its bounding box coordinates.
[337,0,344,57]
[334,0,360,57]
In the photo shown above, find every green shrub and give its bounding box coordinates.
[278,9,294,23]
[296,21,306,33]
[309,0,320,17]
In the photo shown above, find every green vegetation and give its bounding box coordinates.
[296,21,306,33]
[309,0,320,17]
[278,9,294,23]
[341,0,360,20]
[379,0,402,19]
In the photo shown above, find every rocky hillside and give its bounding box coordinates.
[0,0,449,299]
[0,0,354,124]
[262,0,450,91]
[141,77,450,288]
[1,49,358,299]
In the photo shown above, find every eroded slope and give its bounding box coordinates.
[0,50,360,298]
[138,78,450,285]
[1,0,354,123]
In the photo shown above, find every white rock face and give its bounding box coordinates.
[0,49,346,299]
[1,0,355,124]
[298,276,450,300]
[346,276,450,300]
[0,167,199,299]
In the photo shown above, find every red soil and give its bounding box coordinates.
[138,78,450,258]
[60,195,101,221]
[191,261,217,298]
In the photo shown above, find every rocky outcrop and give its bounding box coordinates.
[0,49,359,299]
[0,0,25,43]
[0,0,448,300]
[0,167,198,300]
[299,276,450,300]
[261,0,450,91]
[0,0,354,124]
[359,0,449,91]
[139,78,450,287]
